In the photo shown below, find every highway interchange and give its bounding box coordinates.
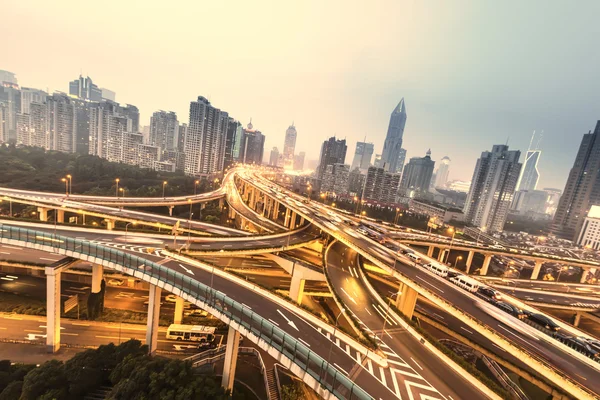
[1,166,600,399]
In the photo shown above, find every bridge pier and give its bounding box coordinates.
[289,211,297,229]
[45,267,61,353]
[37,207,50,222]
[427,246,434,258]
[221,326,241,393]
[437,249,447,263]
[168,206,174,216]
[581,267,597,283]
[284,209,290,227]
[91,264,104,293]
[174,296,184,324]
[531,260,543,280]
[219,198,225,211]
[146,284,161,355]
[56,209,65,223]
[272,200,279,221]
[479,254,492,275]
[105,219,116,231]
[574,311,582,327]
[465,251,474,273]
[289,268,306,304]
[395,282,418,319]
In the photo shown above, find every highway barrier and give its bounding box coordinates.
[0,224,373,400]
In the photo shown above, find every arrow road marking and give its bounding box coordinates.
[178,264,195,275]
[277,309,299,331]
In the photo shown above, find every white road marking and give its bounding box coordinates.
[416,276,444,292]
[410,357,423,370]
[460,326,473,334]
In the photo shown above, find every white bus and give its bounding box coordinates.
[407,253,421,263]
[166,324,216,342]
[449,275,480,293]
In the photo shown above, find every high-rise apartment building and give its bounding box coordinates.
[0,83,21,141]
[463,144,522,232]
[321,163,350,194]
[269,147,280,166]
[350,141,374,172]
[293,151,305,171]
[400,150,435,195]
[149,111,178,151]
[239,121,265,165]
[0,104,7,143]
[283,124,297,168]
[184,96,229,176]
[88,101,141,163]
[396,148,407,176]
[69,75,103,102]
[0,70,17,85]
[380,98,407,173]
[551,122,600,240]
[177,123,187,152]
[364,166,401,203]
[348,168,365,195]
[20,88,47,115]
[224,118,242,168]
[317,137,347,182]
[543,188,562,216]
[434,156,451,188]
[101,88,116,102]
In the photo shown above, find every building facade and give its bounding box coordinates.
[463,144,522,232]
[321,163,350,194]
[350,141,374,172]
[69,75,103,102]
[317,137,347,182]
[282,124,297,168]
[577,206,600,249]
[293,151,305,171]
[434,156,451,188]
[269,147,281,167]
[516,149,541,191]
[400,150,435,195]
[149,111,178,151]
[409,199,464,223]
[363,166,401,203]
[380,98,407,173]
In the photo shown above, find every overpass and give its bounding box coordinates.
[0,223,378,400]
[232,167,600,400]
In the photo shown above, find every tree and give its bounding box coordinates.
[0,381,23,400]
[20,360,68,400]
[281,383,304,400]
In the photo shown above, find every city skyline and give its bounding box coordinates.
[3,1,599,190]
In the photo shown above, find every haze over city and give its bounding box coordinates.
[3,0,600,188]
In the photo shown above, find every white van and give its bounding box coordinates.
[407,253,421,263]
[427,263,449,277]
[449,275,480,293]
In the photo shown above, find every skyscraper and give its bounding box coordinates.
[350,141,374,171]
[20,87,47,115]
[463,144,522,232]
[363,166,401,203]
[184,96,229,176]
[434,156,451,188]
[551,121,600,240]
[224,118,242,168]
[283,123,297,168]
[149,111,178,151]
[380,98,407,173]
[239,120,265,165]
[69,75,103,102]
[321,163,350,194]
[317,137,347,182]
[400,150,435,195]
[269,147,280,166]
[293,151,305,171]
[0,83,21,141]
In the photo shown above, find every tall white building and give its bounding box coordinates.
[184,96,229,176]
[516,131,542,191]
[149,111,178,151]
[463,145,522,232]
[20,88,47,115]
[282,123,297,168]
[434,156,451,188]
[350,141,374,172]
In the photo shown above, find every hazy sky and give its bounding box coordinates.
[3,1,600,189]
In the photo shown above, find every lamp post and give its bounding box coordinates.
[194,180,200,196]
[61,178,68,196]
[162,181,167,198]
[394,208,402,225]
[324,309,345,380]
[557,266,571,282]
[454,255,463,268]
[353,196,359,214]
[125,222,136,235]
[66,174,72,196]
[380,292,398,340]
[115,178,120,197]
[188,213,194,246]
[119,187,125,198]
[445,227,456,264]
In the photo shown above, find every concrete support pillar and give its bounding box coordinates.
[146,284,161,355]
[56,209,65,223]
[37,207,50,222]
[221,326,241,393]
[438,249,446,263]
[174,297,184,324]
[219,198,225,211]
[105,219,116,231]
[574,312,582,327]
[427,246,434,258]
[228,206,236,219]
[289,268,305,304]
[299,217,305,226]
[272,201,279,221]
[45,268,61,353]
[479,254,492,276]
[531,260,543,280]
[581,268,597,283]
[91,264,104,293]
[465,251,474,273]
[284,209,290,227]
[289,212,297,229]
[168,206,174,216]
[395,282,418,320]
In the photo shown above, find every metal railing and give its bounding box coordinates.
[0,224,372,400]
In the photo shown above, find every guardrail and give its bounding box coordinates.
[0,224,373,400]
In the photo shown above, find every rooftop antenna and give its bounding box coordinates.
[527,130,536,151]
[505,136,510,146]
[534,130,544,151]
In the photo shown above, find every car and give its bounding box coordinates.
[446,271,461,279]
[107,278,125,286]
[477,287,502,301]
[184,308,209,317]
[494,301,525,319]
[527,313,561,332]
[197,339,218,350]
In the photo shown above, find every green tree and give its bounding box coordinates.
[0,381,23,400]
[20,360,68,400]
[281,383,304,400]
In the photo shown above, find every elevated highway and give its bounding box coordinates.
[233,167,600,399]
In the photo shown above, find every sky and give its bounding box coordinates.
[2,0,600,189]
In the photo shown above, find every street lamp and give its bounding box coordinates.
[324,309,345,380]
[119,187,126,198]
[194,180,200,196]
[115,178,120,197]
[66,174,72,196]
[361,210,366,218]
[188,212,194,245]
[557,266,571,282]
[61,178,68,196]
[394,208,403,225]
[445,227,456,264]
[125,221,136,235]
[454,255,463,268]
[162,181,168,198]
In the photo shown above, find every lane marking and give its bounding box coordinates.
[268,318,279,326]
[298,337,311,347]
[460,326,474,334]
[416,276,444,292]
[410,357,423,370]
